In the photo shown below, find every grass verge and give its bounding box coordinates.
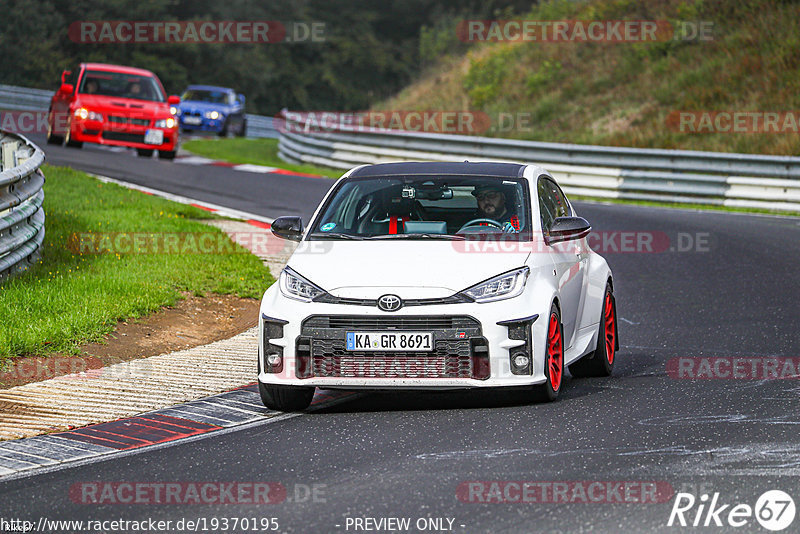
[0,164,274,360]
[182,137,341,178]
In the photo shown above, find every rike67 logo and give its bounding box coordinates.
[668,490,796,531]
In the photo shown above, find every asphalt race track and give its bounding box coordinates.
[2,139,800,532]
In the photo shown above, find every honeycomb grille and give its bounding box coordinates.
[309,339,473,378]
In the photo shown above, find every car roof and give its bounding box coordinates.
[348,161,527,178]
[185,85,234,93]
[81,63,156,77]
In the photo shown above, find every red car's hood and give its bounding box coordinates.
[74,95,170,119]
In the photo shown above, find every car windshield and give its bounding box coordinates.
[182,90,229,104]
[78,70,165,102]
[308,175,530,239]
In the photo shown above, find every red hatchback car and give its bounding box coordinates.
[47,63,180,159]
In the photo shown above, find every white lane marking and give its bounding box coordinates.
[619,317,639,325]
[232,164,278,174]
[89,173,273,224]
[174,156,217,165]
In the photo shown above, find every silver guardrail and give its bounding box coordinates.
[0,84,277,139]
[277,112,800,212]
[0,132,45,281]
[0,84,52,112]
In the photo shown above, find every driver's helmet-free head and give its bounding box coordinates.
[471,184,505,199]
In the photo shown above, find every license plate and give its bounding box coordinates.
[144,129,164,145]
[346,331,433,352]
[183,116,202,125]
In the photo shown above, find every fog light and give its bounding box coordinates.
[267,354,282,367]
[512,353,530,369]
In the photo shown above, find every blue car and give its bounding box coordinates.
[175,85,246,137]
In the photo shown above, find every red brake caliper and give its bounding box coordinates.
[604,293,616,364]
[547,313,562,391]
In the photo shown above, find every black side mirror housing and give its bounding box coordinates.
[271,216,304,241]
[547,216,591,245]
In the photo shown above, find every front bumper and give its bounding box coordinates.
[70,119,178,151]
[178,116,225,132]
[258,289,550,389]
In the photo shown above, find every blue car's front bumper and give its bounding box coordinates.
[178,116,225,133]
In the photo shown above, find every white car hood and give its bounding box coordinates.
[287,241,541,299]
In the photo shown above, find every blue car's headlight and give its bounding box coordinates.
[280,267,326,302]
[205,110,221,120]
[459,267,530,303]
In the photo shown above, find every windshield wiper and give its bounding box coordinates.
[367,233,465,240]
[307,232,365,240]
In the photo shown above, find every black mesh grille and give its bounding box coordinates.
[297,315,487,379]
[102,131,145,143]
[310,339,473,378]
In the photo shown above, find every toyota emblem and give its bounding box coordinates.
[377,294,402,312]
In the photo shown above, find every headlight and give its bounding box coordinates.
[459,267,529,303]
[74,108,103,121]
[205,110,220,120]
[279,267,326,302]
[155,118,176,128]
[170,106,179,116]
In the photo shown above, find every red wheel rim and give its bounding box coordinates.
[547,312,563,391]
[604,293,616,364]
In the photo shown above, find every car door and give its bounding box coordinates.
[538,175,585,349]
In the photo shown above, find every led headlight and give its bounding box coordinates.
[155,118,176,128]
[205,110,221,120]
[460,267,529,303]
[280,267,326,302]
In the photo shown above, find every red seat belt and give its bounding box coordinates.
[389,216,409,234]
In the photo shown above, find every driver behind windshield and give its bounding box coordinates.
[472,184,520,232]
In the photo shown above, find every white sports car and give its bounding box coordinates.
[258,162,618,411]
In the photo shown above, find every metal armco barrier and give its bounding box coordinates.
[0,132,45,281]
[277,113,800,212]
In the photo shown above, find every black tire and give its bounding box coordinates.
[532,303,564,402]
[218,119,229,137]
[569,283,617,378]
[258,382,314,412]
[237,118,247,137]
[136,148,154,157]
[46,121,63,145]
[64,128,82,148]
[158,150,176,160]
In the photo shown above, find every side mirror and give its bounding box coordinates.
[547,216,591,245]
[271,216,304,241]
[60,83,74,95]
[237,94,246,105]
[168,95,181,105]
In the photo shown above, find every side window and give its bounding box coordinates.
[549,180,570,219]
[538,176,572,234]
[538,176,556,233]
